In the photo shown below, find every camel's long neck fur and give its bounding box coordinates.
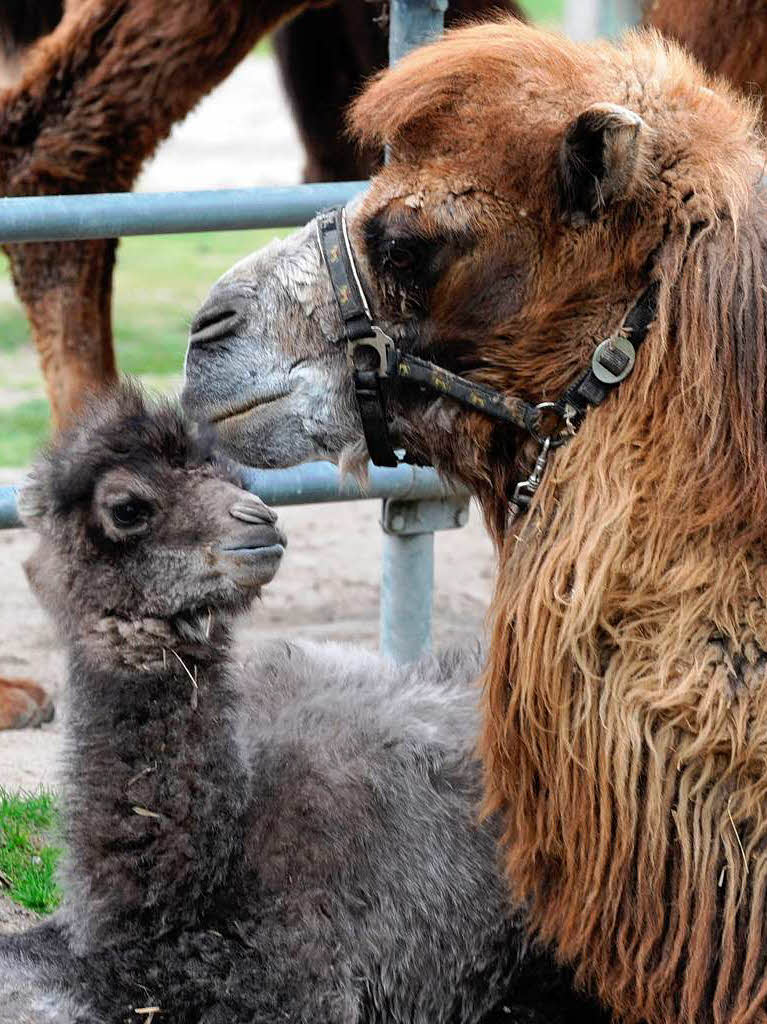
[61,613,248,953]
[482,196,767,1024]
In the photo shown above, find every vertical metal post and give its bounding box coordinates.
[565,0,641,41]
[380,0,449,663]
[380,497,470,663]
[598,0,643,37]
[388,0,447,65]
[381,531,435,661]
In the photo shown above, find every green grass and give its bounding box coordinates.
[0,788,61,913]
[520,0,565,25]
[0,400,52,467]
[0,304,30,355]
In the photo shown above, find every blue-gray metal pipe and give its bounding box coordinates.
[0,485,22,530]
[380,532,434,662]
[0,464,468,529]
[239,462,466,507]
[0,182,366,243]
[381,0,448,663]
[389,0,446,64]
[598,0,642,37]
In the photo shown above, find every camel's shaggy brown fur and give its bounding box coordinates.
[348,23,767,1023]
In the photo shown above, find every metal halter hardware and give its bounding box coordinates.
[316,204,659,515]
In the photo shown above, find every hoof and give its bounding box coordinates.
[0,678,55,730]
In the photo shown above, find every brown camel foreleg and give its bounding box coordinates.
[4,239,116,427]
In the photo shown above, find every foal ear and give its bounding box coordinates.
[558,102,645,224]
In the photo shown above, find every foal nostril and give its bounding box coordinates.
[189,287,250,345]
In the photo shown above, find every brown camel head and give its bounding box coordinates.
[19,383,285,635]
[183,19,763,529]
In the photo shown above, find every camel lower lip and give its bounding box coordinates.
[210,392,290,425]
[224,544,285,558]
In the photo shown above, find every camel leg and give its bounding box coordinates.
[0,238,112,725]
[4,238,117,428]
[0,678,53,730]
[273,2,384,183]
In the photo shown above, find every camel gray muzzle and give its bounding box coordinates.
[182,223,362,469]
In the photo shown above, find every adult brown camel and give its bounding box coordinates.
[0,0,521,730]
[183,18,767,1024]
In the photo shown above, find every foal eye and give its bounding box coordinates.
[110,499,150,528]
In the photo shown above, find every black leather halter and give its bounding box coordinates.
[316,205,659,504]
[317,206,539,466]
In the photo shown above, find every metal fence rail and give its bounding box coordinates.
[0,182,366,243]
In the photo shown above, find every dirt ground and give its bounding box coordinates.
[0,889,37,934]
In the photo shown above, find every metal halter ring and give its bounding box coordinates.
[528,401,574,448]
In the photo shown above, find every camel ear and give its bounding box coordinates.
[558,103,645,224]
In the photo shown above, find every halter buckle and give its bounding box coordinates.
[346,327,395,378]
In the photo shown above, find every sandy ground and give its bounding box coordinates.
[0,890,37,934]
[0,54,497,790]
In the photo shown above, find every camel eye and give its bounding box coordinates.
[385,238,417,271]
[110,498,150,528]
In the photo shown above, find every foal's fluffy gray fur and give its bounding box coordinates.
[0,386,607,1023]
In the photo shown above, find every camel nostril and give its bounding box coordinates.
[230,497,278,525]
[189,287,250,345]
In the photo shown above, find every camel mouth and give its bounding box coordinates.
[223,542,286,559]
[219,540,286,588]
[209,390,292,426]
